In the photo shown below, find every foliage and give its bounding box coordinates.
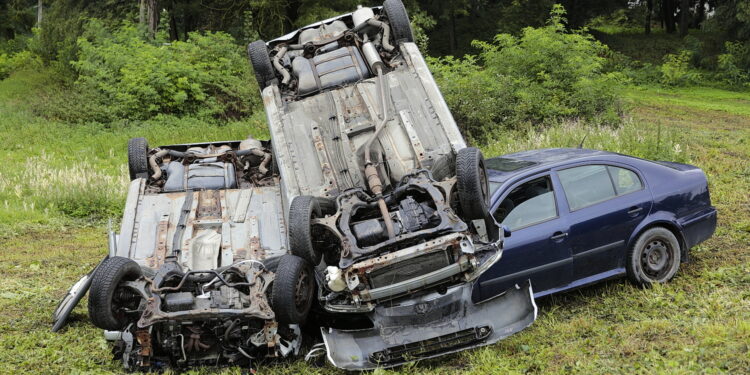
[660,50,702,87]
[56,20,259,123]
[0,50,40,79]
[717,41,750,87]
[429,5,622,139]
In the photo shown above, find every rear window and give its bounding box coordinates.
[485,157,537,172]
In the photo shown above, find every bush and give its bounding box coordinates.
[429,5,622,139]
[0,50,41,80]
[660,50,702,87]
[717,41,750,87]
[55,19,259,123]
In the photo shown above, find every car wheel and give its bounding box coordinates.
[626,227,681,286]
[127,137,149,180]
[271,254,315,325]
[383,0,414,44]
[456,147,490,221]
[247,40,276,91]
[289,195,328,265]
[88,256,143,330]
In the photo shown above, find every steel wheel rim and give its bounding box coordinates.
[294,267,311,313]
[640,238,674,281]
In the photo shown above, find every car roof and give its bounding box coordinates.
[486,148,626,183]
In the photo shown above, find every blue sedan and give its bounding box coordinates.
[475,148,717,301]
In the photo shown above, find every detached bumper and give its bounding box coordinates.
[321,280,536,370]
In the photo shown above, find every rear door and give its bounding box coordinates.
[476,173,572,300]
[555,163,652,279]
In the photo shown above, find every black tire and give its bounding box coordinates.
[456,147,489,221]
[271,255,314,325]
[626,227,681,286]
[289,195,324,265]
[127,137,149,181]
[88,256,143,330]
[383,0,414,44]
[247,40,276,91]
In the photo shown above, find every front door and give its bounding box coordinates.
[476,174,572,301]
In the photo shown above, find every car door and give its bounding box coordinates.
[476,173,573,301]
[555,163,652,280]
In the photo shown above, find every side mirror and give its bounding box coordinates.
[502,225,511,238]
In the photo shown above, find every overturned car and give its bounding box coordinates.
[53,137,309,370]
[248,0,536,369]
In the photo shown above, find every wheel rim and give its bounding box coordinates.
[640,239,674,281]
[479,163,488,201]
[294,267,311,313]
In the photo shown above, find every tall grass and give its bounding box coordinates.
[481,117,689,163]
[0,153,128,219]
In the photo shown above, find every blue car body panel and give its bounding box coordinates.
[475,148,717,301]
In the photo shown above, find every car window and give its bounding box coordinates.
[493,176,557,231]
[608,166,643,195]
[558,165,617,211]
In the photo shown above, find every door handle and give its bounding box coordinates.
[627,206,643,216]
[550,231,568,241]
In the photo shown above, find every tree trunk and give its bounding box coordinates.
[139,0,146,26]
[662,0,677,33]
[449,9,457,55]
[693,0,706,28]
[147,0,159,39]
[679,0,690,36]
[645,0,653,35]
[37,0,42,25]
[167,0,178,41]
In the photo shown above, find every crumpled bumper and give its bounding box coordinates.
[320,280,536,370]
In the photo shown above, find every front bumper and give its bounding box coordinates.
[321,280,536,370]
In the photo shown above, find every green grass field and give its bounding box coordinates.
[0,70,748,374]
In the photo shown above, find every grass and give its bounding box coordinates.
[0,70,269,238]
[0,70,748,374]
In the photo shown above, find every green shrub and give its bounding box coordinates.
[717,41,750,87]
[429,5,622,139]
[660,50,702,87]
[0,50,41,80]
[56,19,259,123]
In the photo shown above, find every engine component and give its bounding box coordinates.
[273,45,291,85]
[325,266,347,292]
[352,218,389,247]
[163,292,195,312]
[397,196,432,232]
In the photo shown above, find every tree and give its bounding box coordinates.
[662,0,677,33]
[645,0,653,34]
[679,0,690,36]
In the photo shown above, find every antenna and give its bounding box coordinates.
[577,134,588,149]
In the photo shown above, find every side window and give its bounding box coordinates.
[608,166,643,195]
[558,165,617,211]
[493,176,557,231]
